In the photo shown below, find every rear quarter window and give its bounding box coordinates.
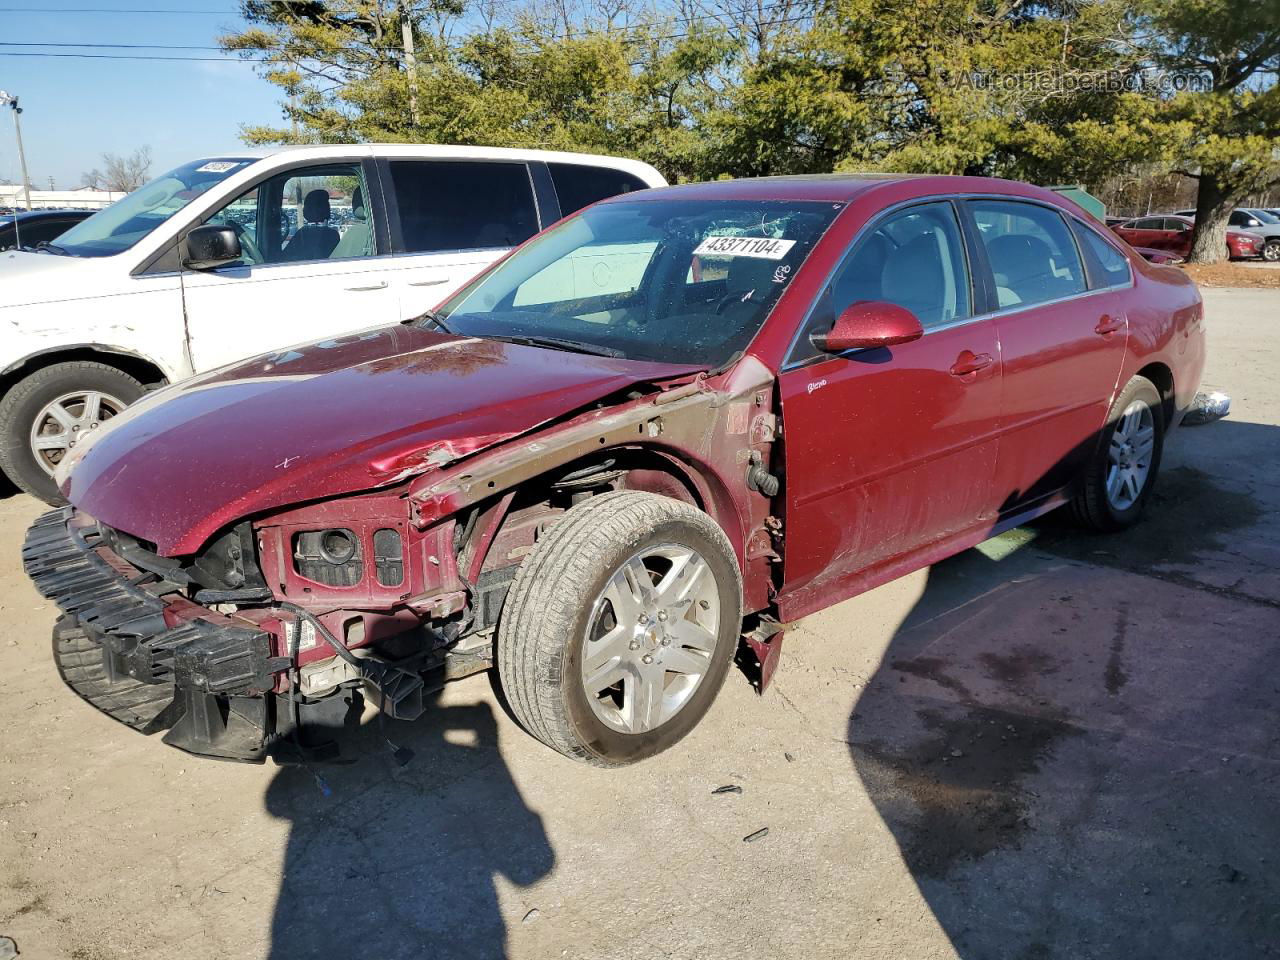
[1072,221,1133,288]
[548,163,649,216]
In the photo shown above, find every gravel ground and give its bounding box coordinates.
[0,287,1277,960]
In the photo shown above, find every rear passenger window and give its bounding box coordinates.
[1073,222,1132,288]
[970,200,1086,308]
[390,160,538,254]
[548,163,648,216]
[831,201,970,330]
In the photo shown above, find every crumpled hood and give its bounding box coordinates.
[64,325,699,555]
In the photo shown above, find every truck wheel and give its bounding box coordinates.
[1071,375,1164,532]
[497,491,742,766]
[0,361,144,504]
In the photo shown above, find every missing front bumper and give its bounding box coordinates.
[26,509,284,762]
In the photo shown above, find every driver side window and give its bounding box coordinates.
[203,163,375,266]
[832,201,971,329]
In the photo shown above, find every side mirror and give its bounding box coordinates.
[183,224,241,270]
[813,300,924,353]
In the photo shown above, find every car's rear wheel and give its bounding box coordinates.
[1263,239,1280,263]
[497,490,742,766]
[0,361,145,504]
[1071,375,1164,531]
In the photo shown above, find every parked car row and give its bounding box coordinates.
[0,145,666,501]
[1109,206,1280,262]
[0,208,94,252]
[19,167,1207,768]
[1111,215,1265,261]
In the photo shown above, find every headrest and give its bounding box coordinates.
[351,186,365,221]
[881,233,944,310]
[985,234,1054,284]
[303,189,331,224]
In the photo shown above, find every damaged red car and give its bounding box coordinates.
[24,175,1206,765]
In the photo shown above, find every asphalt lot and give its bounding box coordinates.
[1,286,1278,960]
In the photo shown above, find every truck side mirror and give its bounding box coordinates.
[183,225,241,270]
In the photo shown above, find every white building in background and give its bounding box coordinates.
[0,186,126,210]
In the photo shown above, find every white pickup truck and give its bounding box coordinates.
[0,144,665,502]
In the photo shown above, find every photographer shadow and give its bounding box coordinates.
[265,690,554,960]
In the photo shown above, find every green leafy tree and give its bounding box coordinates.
[1133,0,1280,262]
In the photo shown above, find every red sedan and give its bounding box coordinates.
[1112,214,1264,260]
[24,174,1206,766]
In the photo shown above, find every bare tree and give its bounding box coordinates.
[84,146,153,193]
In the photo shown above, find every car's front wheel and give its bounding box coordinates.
[1263,239,1280,263]
[1071,374,1164,531]
[0,361,145,504]
[497,491,742,765]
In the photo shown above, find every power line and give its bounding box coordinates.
[0,42,228,50]
[0,5,236,12]
[0,51,265,62]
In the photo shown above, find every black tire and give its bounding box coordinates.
[1264,239,1280,263]
[0,361,145,504]
[1071,375,1164,531]
[497,490,742,766]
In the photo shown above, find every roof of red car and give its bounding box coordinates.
[601,172,1057,205]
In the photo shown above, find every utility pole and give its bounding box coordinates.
[398,0,422,128]
[0,91,33,211]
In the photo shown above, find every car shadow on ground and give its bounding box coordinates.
[846,420,1280,959]
[264,691,554,960]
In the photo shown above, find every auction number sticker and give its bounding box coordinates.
[693,235,796,260]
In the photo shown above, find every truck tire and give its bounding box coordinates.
[1071,375,1164,531]
[0,361,145,505]
[497,491,742,766]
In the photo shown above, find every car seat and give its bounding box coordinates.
[331,187,372,259]
[282,189,340,262]
[985,234,1073,307]
[880,233,947,327]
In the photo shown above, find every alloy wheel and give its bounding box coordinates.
[581,543,721,734]
[1106,399,1156,511]
[29,390,126,476]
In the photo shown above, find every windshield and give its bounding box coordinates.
[438,198,842,366]
[1248,208,1280,224]
[52,157,254,258]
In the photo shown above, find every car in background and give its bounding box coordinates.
[24,173,1205,766]
[1174,207,1280,261]
[1112,215,1264,261]
[0,144,665,503]
[0,209,93,252]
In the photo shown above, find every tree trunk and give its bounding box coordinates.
[1187,173,1232,264]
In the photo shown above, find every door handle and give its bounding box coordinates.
[345,281,388,292]
[407,277,450,287]
[1095,314,1125,335]
[949,351,994,377]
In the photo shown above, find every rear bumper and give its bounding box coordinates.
[24,509,285,762]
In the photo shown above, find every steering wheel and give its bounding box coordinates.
[714,289,763,315]
[227,221,263,265]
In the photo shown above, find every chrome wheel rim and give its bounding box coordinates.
[580,543,720,735]
[1265,241,1280,263]
[29,390,126,476]
[1106,399,1155,511]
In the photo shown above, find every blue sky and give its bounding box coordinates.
[0,2,285,189]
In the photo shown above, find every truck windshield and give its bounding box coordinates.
[439,197,841,367]
[51,157,255,258]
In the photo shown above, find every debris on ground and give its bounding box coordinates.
[0,935,18,959]
[743,828,769,843]
[784,752,796,763]
[1218,863,1244,884]
[712,784,742,795]
[522,908,540,924]
[1183,390,1232,426]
